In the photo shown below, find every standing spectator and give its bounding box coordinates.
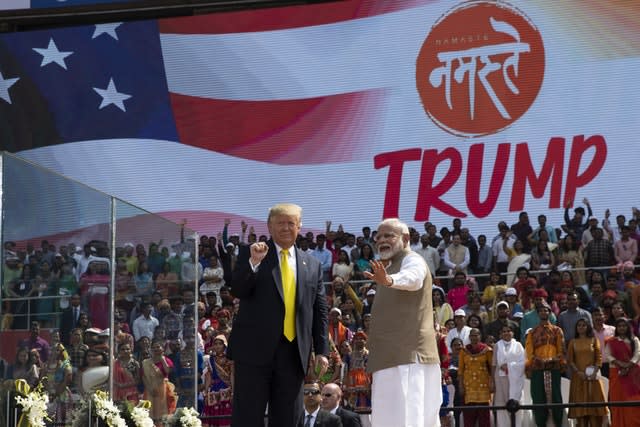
[525,303,566,427]
[415,234,440,278]
[614,226,638,264]
[475,234,493,278]
[458,328,493,427]
[583,228,614,273]
[591,307,615,378]
[433,286,453,327]
[443,234,470,275]
[581,216,603,247]
[604,317,640,427]
[19,321,50,363]
[113,342,140,404]
[484,301,520,343]
[492,224,514,273]
[562,198,593,244]
[492,324,525,427]
[343,331,371,422]
[602,209,626,243]
[558,291,592,343]
[132,303,159,342]
[447,271,471,311]
[311,234,333,282]
[460,228,479,273]
[511,211,533,253]
[142,339,176,426]
[332,250,354,282]
[446,309,471,350]
[567,319,608,427]
[530,214,558,244]
[353,243,374,281]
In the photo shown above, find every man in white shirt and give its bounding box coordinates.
[415,234,440,278]
[446,309,471,351]
[132,303,159,342]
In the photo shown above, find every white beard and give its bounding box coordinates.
[377,240,404,260]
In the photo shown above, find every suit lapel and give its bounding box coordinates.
[294,247,306,310]
[269,240,285,302]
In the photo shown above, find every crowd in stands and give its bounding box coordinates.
[1,199,640,426]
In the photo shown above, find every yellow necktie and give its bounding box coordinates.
[281,249,296,341]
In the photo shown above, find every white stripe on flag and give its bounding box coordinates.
[160,4,436,101]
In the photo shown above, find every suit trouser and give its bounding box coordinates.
[530,369,563,427]
[232,337,304,427]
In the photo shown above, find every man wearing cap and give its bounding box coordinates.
[362,289,376,316]
[329,307,352,349]
[364,218,440,427]
[446,308,471,351]
[228,203,328,427]
[519,288,557,343]
[525,303,566,427]
[581,215,603,247]
[484,300,520,342]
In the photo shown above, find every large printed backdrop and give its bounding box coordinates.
[1,0,639,239]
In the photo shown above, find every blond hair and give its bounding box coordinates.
[268,203,302,225]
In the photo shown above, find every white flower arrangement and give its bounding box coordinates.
[93,391,127,427]
[123,401,155,427]
[164,407,202,427]
[14,379,50,427]
[71,391,127,427]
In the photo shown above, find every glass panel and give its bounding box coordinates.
[0,153,113,418]
[113,199,199,411]
[0,153,200,424]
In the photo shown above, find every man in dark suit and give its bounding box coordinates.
[228,203,329,427]
[320,383,362,427]
[300,382,342,427]
[59,293,82,345]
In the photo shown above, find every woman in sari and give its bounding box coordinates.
[605,317,640,427]
[114,342,140,403]
[567,319,608,427]
[142,339,176,426]
[48,343,73,423]
[203,335,233,427]
[433,285,454,326]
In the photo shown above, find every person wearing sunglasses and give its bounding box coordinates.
[320,382,361,427]
[300,382,342,427]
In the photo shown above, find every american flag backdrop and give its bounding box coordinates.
[1,0,640,239]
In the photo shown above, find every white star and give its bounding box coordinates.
[33,38,73,70]
[93,78,132,112]
[92,23,122,40]
[0,71,19,104]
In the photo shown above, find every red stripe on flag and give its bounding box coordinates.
[170,90,384,165]
[158,0,431,34]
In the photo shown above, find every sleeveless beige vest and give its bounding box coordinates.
[367,248,439,373]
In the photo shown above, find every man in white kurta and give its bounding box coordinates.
[364,218,442,427]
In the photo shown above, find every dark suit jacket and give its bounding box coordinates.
[299,409,343,427]
[228,239,328,373]
[60,306,80,345]
[335,407,362,427]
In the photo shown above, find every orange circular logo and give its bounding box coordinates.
[416,1,544,137]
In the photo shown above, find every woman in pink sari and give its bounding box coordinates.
[605,317,640,427]
[142,339,176,426]
[113,343,140,403]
